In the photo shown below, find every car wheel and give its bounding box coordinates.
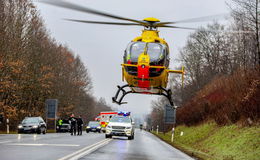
[43,128,46,134]
[37,127,42,134]
[105,135,111,138]
[128,136,132,140]
[86,131,89,133]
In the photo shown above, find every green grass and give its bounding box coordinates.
[152,122,260,160]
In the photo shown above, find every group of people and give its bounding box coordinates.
[68,114,83,136]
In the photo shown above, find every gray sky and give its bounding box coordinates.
[35,0,230,119]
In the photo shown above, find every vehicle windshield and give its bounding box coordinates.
[126,42,165,63]
[88,121,100,127]
[109,116,131,123]
[22,117,39,124]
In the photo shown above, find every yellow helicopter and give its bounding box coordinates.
[41,0,227,105]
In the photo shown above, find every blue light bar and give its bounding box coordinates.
[117,111,130,116]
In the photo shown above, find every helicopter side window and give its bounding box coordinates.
[164,47,170,67]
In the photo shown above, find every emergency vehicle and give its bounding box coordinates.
[98,111,118,132]
[105,111,134,140]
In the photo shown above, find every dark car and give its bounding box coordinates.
[86,121,101,133]
[56,119,70,132]
[18,117,47,134]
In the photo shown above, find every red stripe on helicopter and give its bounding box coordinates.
[137,65,150,88]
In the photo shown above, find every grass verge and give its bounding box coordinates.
[152,122,260,160]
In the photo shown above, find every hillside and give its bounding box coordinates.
[177,69,260,126]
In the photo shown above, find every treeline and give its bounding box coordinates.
[149,0,259,128]
[0,0,111,129]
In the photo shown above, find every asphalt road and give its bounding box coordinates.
[0,130,194,160]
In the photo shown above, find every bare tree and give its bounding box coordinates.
[230,0,260,67]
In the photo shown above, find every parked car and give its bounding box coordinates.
[18,117,47,134]
[105,115,135,140]
[86,121,101,133]
[56,119,70,132]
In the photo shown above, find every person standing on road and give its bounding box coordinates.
[58,119,63,126]
[77,115,83,135]
[69,114,77,136]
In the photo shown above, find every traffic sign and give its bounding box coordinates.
[46,99,58,119]
[164,104,176,124]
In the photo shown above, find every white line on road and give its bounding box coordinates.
[0,141,12,144]
[7,143,80,147]
[58,139,112,160]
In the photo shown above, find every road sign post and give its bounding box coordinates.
[156,125,159,134]
[171,127,175,142]
[45,99,58,131]
[164,104,176,124]
[6,118,9,134]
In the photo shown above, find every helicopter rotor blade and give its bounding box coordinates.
[64,19,143,26]
[155,13,230,27]
[39,0,148,26]
[160,25,198,30]
[161,25,254,34]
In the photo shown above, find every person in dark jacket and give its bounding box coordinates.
[69,114,77,136]
[77,115,83,135]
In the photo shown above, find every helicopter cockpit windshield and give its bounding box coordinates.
[125,42,167,65]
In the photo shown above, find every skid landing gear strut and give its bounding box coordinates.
[112,84,174,105]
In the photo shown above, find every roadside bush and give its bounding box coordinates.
[177,69,260,126]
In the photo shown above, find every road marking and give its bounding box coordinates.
[58,139,112,160]
[7,143,80,147]
[0,141,12,144]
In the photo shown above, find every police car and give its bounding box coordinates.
[105,112,135,140]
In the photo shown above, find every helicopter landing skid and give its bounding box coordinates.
[112,85,133,105]
[112,84,174,105]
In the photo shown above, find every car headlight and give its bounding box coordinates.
[97,126,101,129]
[33,125,38,128]
[18,125,23,128]
[86,126,90,129]
[126,127,132,129]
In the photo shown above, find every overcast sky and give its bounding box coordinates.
[34,0,230,120]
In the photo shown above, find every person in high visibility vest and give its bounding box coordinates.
[58,119,63,126]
